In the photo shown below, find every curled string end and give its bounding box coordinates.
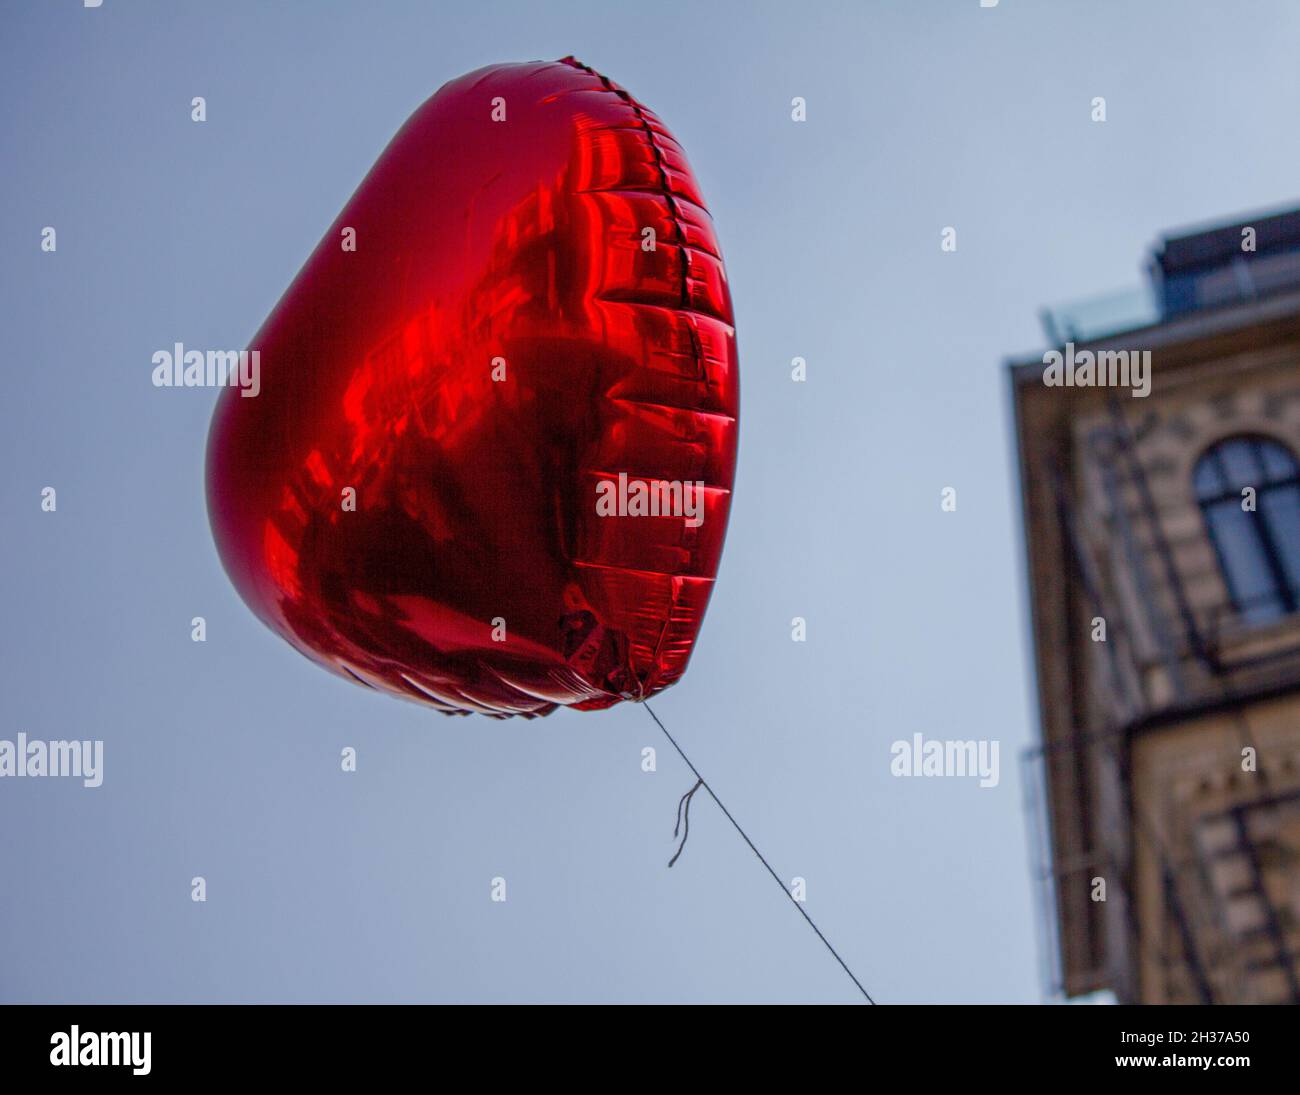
[668,777,704,868]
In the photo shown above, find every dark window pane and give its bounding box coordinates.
[1206,500,1285,623]
[1217,439,1262,490]
[1260,440,1298,483]
[1260,483,1300,591]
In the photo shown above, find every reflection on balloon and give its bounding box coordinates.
[206,58,740,717]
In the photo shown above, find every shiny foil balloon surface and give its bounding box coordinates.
[206,58,739,717]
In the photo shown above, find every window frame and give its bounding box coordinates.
[1193,434,1300,622]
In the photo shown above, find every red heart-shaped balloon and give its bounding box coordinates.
[206,58,739,717]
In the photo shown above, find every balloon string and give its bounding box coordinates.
[642,700,876,1004]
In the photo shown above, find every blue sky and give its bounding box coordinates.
[3,0,1298,1003]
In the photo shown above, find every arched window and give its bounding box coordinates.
[1194,436,1300,625]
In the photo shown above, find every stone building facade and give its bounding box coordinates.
[1011,207,1300,1003]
